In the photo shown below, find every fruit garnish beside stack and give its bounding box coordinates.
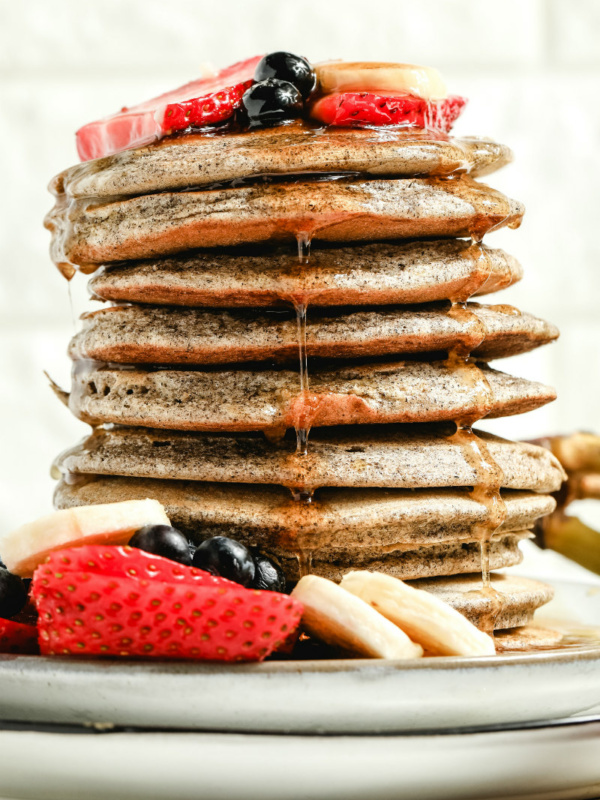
[292,573,495,658]
[0,502,302,662]
[0,499,171,577]
[74,53,466,161]
[32,545,301,661]
[0,501,508,662]
[0,561,37,654]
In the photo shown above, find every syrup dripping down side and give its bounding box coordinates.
[445,247,508,635]
[294,232,312,457]
[292,232,314,577]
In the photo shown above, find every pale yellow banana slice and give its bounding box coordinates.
[291,574,423,659]
[315,61,448,100]
[0,499,170,577]
[341,571,496,657]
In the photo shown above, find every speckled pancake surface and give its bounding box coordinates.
[70,302,558,365]
[54,476,553,549]
[55,425,566,493]
[412,574,555,631]
[294,532,531,585]
[68,360,556,432]
[52,126,513,199]
[89,240,522,308]
[54,476,547,585]
[47,176,524,272]
[494,624,563,652]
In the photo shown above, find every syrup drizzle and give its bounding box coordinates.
[292,232,314,577]
[294,232,312,457]
[444,279,508,636]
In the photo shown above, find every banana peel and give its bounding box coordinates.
[542,513,600,577]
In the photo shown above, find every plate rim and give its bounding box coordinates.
[1,642,600,676]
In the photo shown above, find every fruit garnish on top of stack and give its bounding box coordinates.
[39,52,570,659]
[75,54,466,161]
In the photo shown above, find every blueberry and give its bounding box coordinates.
[252,555,286,592]
[129,524,192,566]
[254,52,316,99]
[0,568,28,619]
[241,79,303,127]
[193,536,256,586]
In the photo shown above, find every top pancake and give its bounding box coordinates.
[51,125,513,199]
[46,175,524,274]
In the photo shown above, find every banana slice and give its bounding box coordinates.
[0,499,170,577]
[341,571,496,657]
[315,61,448,100]
[291,574,423,659]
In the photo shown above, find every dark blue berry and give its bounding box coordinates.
[129,524,191,566]
[241,79,303,127]
[0,568,28,619]
[252,555,286,592]
[192,536,255,586]
[254,52,316,99]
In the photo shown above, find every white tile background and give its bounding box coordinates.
[0,0,599,539]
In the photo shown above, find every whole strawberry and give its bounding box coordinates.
[32,546,303,662]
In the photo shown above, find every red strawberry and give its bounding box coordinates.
[76,55,262,162]
[42,544,232,587]
[161,80,253,136]
[310,92,467,133]
[32,546,303,662]
[0,619,39,655]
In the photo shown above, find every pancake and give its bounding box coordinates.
[291,532,530,584]
[51,126,513,199]
[88,240,522,308]
[54,477,553,549]
[55,477,552,583]
[70,302,558,366]
[54,425,566,493]
[494,624,563,652]
[47,175,524,273]
[68,360,556,432]
[412,574,555,631]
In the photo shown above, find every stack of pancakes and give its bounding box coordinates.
[46,124,565,639]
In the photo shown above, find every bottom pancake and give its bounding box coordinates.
[54,476,553,583]
[494,624,563,652]
[411,574,554,631]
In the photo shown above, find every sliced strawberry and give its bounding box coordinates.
[41,545,234,588]
[32,546,303,662]
[310,92,467,133]
[162,80,253,136]
[0,618,39,654]
[76,55,262,162]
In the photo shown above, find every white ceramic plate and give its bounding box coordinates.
[0,718,599,800]
[0,579,599,735]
